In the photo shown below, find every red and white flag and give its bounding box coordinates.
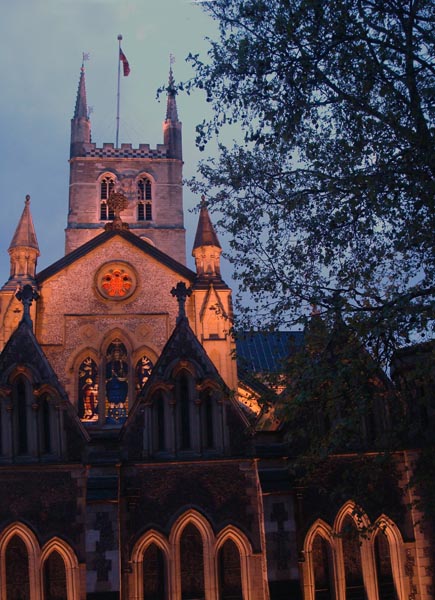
[119,48,130,76]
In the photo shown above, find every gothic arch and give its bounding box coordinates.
[333,500,371,532]
[0,522,40,600]
[40,537,80,600]
[100,328,134,356]
[98,172,117,220]
[215,526,253,600]
[170,509,215,600]
[335,502,378,600]
[168,359,201,380]
[302,519,338,600]
[372,515,407,600]
[130,530,171,600]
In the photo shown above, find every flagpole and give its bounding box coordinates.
[116,34,122,148]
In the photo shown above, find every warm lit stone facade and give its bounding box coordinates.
[0,58,433,600]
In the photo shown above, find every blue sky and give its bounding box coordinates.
[0,0,229,285]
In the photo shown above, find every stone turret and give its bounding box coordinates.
[191,200,237,390]
[192,198,222,281]
[70,62,91,158]
[163,63,182,160]
[6,195,40,289]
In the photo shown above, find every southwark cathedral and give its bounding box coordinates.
[0,59,433,600]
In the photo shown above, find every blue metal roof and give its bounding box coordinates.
[235,331,304,373]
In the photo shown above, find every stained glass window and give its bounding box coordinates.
[105,339,129,424]
[135,355,154,397]
[6,535,30,600]
[43,551,67,600]
[78,357,99,422]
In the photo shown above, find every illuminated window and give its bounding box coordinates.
[78,357,99,423]
[105,340,129,424]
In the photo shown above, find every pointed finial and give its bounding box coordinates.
[9,195,39,252]
[171,282,192,323]
[15,284,39,326]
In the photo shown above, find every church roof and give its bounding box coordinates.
[236,331,304,373]
[36,228,196,284]
[9,196,39,252]
[193,202,221,250]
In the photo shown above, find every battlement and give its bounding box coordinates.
[82,142,169,159]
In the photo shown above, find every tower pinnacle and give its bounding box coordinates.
[70,60,91,157]
[163,57,182,160]
[192,198,222,280]
[4,195,40,289]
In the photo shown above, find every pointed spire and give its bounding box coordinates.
[193,197,221,251]
[192,197,223,280]
[163,55,182,160]
[3,196,40,290]
[74,61,88,119]
[165,60,179,122]
[9,195,39,252]
[70,59,91,158]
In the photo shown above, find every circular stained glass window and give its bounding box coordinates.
[96,262,137,300]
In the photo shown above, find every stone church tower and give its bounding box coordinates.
[67,63,185,263]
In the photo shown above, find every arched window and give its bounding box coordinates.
[43,550,67,600]
[12,377,30,456]
[218,539,243,600]
[312,535,333,600]
[135,355,154,398]
[375,530,397,600]
[137,177,152,221]
[342,516,365,599]
[39,394,52,455]
[100,175,115,220]
[177,372,191,450]
[105,339,129,424]
[6,535,30,599]
[143,543,166,600]
[180,524,204,600]
[78,357,99,422]
[151,391,166,452]
[201,389,214,450]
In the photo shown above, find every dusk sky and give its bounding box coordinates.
[0,0,232,286]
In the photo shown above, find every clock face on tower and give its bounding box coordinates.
[95,261,137,300]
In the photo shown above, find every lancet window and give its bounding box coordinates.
[137,177,152,221]
[105,339,129,424]
[143,544,166,600]
[12,376,31,456]
[5,535,30,600]
[78,357,99,422]
[218,539,243,600]
[180,524,204,600]
[100,175,115,220]
[78,346,154,426]
[43,550,67,600]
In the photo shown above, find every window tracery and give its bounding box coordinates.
[137,177,152,221]
[100,175,115,220]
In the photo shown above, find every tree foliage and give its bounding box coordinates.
[187,0,435,361]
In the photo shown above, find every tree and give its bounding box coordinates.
[186,0,435,362]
